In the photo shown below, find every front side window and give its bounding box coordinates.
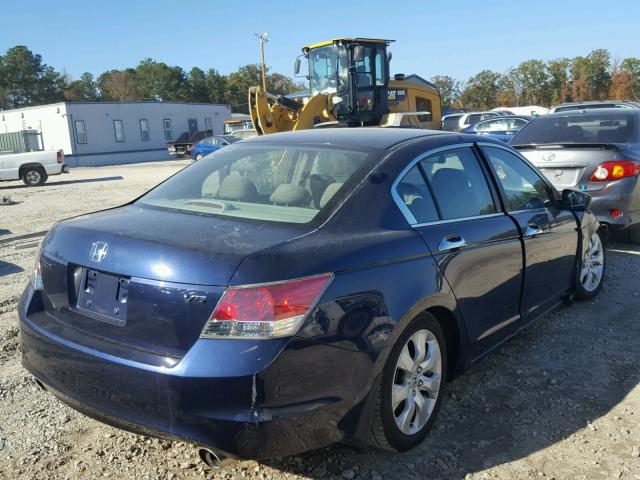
[74,120,87,144]
[163,119,173,140]
[309,45,349,96]
[113,120,125,142]
[482,146,553,211]
[420,147,496,220]
[415,97,433,122]
[139,119,150,142]
[138,144,376,225]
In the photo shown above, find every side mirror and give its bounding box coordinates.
[387,51,393,63]
[562,188,591,212]
[353,45,364,62]
[293,57,301,75]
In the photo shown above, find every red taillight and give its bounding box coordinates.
[611,209,623,218]
[590,161,640,182]
[56,150,63,163]
[200,273,334,339]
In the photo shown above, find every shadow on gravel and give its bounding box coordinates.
[0,176,123,190]
[0,260,24,277]
[261,245,640,479]
[0,229,11,237]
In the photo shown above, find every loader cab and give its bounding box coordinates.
[299,38,392,126]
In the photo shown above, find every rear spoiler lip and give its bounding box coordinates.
[511,142,627,150]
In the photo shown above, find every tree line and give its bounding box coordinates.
[1,45,640,114]
[0,46,302,113]
[431,49,640,111]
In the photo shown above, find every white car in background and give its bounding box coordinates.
[0,149,68,186]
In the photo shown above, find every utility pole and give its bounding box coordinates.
[255,33,269,91]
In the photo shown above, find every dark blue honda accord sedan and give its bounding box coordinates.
[19,128,605,463]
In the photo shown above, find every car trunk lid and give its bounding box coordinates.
[38,205,311,360]
[513,143,627,190]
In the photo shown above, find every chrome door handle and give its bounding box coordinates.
[524,224,543,237]
[439,235,467,252]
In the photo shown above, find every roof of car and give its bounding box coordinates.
[542,108,640,118]
[240,127,451,150]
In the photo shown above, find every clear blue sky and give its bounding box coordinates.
[2,0,639,82]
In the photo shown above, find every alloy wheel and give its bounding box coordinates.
[580,232,604,293]
[392,329,442,435]
[25,170,42,185]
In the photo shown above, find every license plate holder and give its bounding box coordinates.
[75,268,129,326]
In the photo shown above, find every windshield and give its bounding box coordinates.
[512,113,635,145]
[309,45,349,95]
[138,143,376,225]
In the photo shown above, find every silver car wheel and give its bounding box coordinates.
[25,170,42,184]
[580,232,604,293]
[392,329,442,435]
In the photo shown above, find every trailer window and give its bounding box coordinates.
[163,119,173,140]
[74,120,87,144]
[139,119,150,142]
[113,120,125,142]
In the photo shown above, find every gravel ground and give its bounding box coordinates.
[1,162,639,480]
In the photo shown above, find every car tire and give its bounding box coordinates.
[369,313,447,452]
[22,167,47,186]
[575,230,606,300]
[195,153,203,161]
[624,226,640,245]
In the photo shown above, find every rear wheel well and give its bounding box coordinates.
[426,306,460,380]
[19,163,45,177]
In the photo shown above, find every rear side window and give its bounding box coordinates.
[482,146,553,211]
[396,165,439,223]
[465,114,482,125]
[138,144,375,225]
[512,113,635,145]
[395,147,496,223]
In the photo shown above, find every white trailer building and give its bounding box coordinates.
[0,101,231,166]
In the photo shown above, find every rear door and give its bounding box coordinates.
[395,145,524,356]
[479,144,578,318]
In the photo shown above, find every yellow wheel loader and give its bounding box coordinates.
[248,38,441,135]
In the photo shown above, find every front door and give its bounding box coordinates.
[188,118,198,134]
[479,144,578,318]
[395,145,524,357]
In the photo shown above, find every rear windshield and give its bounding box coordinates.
[442,116,461,131]
[511,113,635,145]
[138,143,376,224]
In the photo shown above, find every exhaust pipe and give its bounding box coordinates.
[198,448,232,469]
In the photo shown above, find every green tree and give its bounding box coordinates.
[0,45,63,107]
[205,68,227,104]
[135,58,187,101]
[430,75,461,109]
[546,58,572,105]
[226,64,263,113]
[584,49,612,100]
[64,72,98,101]
[460,70,501,110]
[514,59,549,105]
[621,58,640,100]
[186,67,209,102]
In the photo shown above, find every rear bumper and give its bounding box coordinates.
[587,177,640,229]
[19,287,378,459]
